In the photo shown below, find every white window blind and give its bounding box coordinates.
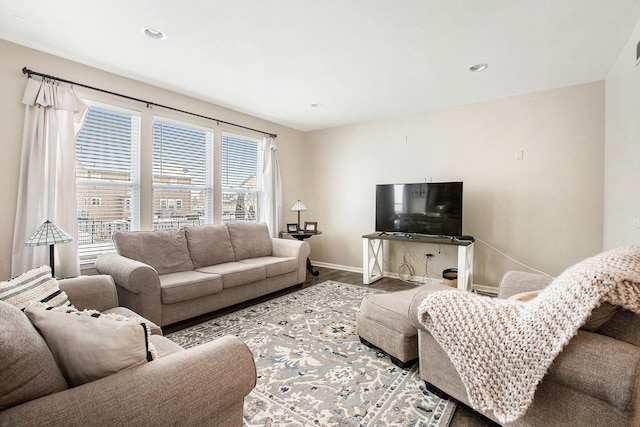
[76,105,140,263]
[221,133,262,222]
[153,119,213,229]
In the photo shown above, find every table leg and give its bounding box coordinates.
[306,257,319,276]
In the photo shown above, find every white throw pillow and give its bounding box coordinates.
[0,266,73,310]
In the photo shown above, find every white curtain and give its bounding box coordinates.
[11,78,87,278]
[261,136,283,237]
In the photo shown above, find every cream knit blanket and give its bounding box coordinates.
[417,245,640,423]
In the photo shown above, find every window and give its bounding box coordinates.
[221,133,262,222]
[76,104,140,263]
[153,119,213,229]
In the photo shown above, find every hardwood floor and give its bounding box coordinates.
[163,266,498,427]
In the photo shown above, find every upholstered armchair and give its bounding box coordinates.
[409,271,640,426]
[0,275,256,427]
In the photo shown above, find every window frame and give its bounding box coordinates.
[75,100,141,264]
[221,132,263,223]
[152,116,214,227]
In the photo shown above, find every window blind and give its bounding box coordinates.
[153,119,213,227]
[76,106,140,262]
[221,133,262,222]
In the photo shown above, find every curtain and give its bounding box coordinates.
[261,136,283,237]
[11,78,87,278]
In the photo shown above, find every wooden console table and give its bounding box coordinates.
[362,233,475,290]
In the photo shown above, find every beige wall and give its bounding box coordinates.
[303,82,606,286]
[604,19,640,249]
[0,38,614,286]
[0,39,306,280]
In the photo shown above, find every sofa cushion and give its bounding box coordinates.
[226,222,272,261]
[25,303,157,387]
[0,301,68,410]
[184,224,235,268]
[150,334,185,358]
[114,228,194,275]
[103,306,162,335]
[508,290,621,331]
[0,265,73,310]
[160,271,223,304]
[196,263,266,289]
[238,256,298,277]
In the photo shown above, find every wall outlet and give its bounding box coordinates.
[425,253,434,258]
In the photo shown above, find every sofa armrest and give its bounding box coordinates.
[58,275,119,312]
[271,237,310,258]
[548,330,640,411]
[95,253,162,325]
[409,283,460,330]
[497,271,554,299]
[0,335,257,427]
[272,238,310,283]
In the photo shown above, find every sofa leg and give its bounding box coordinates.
[424,381,452,400]
[390,356,417,369]
[359,337,373,347]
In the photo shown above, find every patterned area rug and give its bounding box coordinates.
[166,281,456,426]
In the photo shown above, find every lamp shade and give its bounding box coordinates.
[24,220,73,247]
[290,200,307,212]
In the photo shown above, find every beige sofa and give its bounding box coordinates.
[96,222,310,327]
[409,271,640,426]
[0,275,256,427]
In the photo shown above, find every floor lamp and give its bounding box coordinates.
[25,220,73,278]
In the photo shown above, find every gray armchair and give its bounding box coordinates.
[409,271,640,426]
[0,275,256,427]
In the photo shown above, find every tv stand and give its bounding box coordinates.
[362,233,474,290]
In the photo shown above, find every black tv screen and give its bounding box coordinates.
[375,182,463,236]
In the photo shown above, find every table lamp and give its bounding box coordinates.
[290,200,307,230]
[25,220,73,277]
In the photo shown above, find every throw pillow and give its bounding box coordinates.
[0,301,68,410]
[507,290,621,331]
[25,303,157,387]
[0,265,73,310]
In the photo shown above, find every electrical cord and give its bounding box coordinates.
[474,237,553,277]
[380,238,552,285]
[397,252,415,282]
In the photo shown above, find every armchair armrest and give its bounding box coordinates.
[0,335,257,427]
[497,271,554,299]
[58,275,119,312]
[95,253,162,325]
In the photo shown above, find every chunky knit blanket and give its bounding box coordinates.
[417,245,640,423]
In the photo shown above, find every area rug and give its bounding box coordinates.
[166,281,456,426]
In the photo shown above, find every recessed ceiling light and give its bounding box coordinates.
[142,27,167,40]
[311,103,323,108]
[469,63,488,72]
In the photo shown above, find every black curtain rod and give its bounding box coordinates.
[21,67,277,138]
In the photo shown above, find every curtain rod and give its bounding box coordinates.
[21,67,277,138]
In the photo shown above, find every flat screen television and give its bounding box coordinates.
[375,182,463,236]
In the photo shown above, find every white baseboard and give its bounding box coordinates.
[311,261,445,286]
[311,261,362,273]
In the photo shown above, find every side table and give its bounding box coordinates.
[280,231,322,276]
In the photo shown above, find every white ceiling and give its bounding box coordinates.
[1,0,640,132]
